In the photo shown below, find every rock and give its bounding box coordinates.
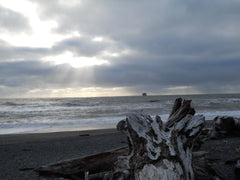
[214,116,240,137]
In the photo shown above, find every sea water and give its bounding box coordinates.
[1,94,240,134]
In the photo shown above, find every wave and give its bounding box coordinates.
[131,104,164,110]
[197,110,240,120]
[2,102,26,106]
[227,98,240,103]
[0,116,124,134]
[62,102,100,107]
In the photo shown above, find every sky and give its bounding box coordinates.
[0,0,240,98]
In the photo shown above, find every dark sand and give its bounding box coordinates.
[0,129,127,180]
[0,122,239,180]
[200,136,240,180]
[200,121,240,180]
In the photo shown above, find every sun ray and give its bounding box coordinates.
[42,51,109,68]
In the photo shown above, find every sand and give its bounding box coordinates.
[0,129,127,180]
[0,122,239,180]
[200,136,240,180]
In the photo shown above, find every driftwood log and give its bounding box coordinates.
[36,98,205,180]
[112,98,204,180]
[35,146,128,179]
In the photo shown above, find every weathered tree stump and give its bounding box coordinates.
[112,98,205,180]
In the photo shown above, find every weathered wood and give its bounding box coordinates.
[86,171,111,180]
[166,98,195,128]
[112,98,205,180]
[35,146,127,179]
[169,97,183,117]
[214,116,240,136]
[35,148,219,179]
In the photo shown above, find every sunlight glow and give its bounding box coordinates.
[92,37,103,42]
[24,86,131,98]
[0,0,80,48]
[165,86,201,95]
[100,49,134,58]
[42,51,109,68]
[102,51,119,57]
[167,86,192,90]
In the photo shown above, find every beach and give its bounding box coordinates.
[1,121,240,180]
[1,95,240,179]
[0,129,127,180]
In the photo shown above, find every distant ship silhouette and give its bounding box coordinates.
[142,93,147,96]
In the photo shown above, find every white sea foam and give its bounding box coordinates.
[1,94,240,134]
[197,110,240,120]
[227,98,240,103]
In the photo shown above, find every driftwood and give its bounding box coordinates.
[36,98,206,180]
[112,98,204,180]
[214,116,240,136]
[35,146,128,180]
[206,116,240,140]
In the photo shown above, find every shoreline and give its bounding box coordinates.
[0,119,214,144]
[0,118,216,137]
[0,128,118,145]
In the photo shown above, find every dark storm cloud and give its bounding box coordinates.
[0,41,50,62]
[0,5,31,34]
[91,57,240,87]
[0,0,240,97]
[0,60,58,87]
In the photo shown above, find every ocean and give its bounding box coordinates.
[1,94,240,135]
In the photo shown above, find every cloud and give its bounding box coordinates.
[0,0,240,97]
[51,36,115,57]
[0,5,31,34]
